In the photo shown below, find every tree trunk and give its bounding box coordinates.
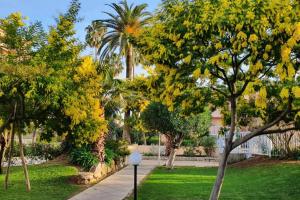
[96,133,106,163]
[210,97,237,200]
[5,123,15,190]
[0,133,6,174]
[142,132,147,145]
[18,131,31,191]
[94,47,98,61]
[166,147,177,169]
[209,149,230,200]
[122,45,134,143]
[123,109,131,143]
[32,129,37,144]
[164,134,172,156]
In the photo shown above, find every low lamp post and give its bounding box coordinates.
[129,151,142,200]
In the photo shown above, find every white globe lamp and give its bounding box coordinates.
[129,151,142,200]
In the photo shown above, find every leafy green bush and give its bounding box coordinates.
[143,152,156,156]
[200,136,216,156]
[290,148,300,160]
[5,142,63,160]
[69,146,99,171]
[105,139,130,159]
[271,148,285,158]
[28,143,63,160]
[104,148,117,165]
[147,136,159,145]
[183,146,196,157]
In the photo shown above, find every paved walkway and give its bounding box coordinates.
[69,160,218,200]
[69,161,155,200]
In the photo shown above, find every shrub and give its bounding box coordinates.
[200,136,216,156]
[105,139,130,160]
[69,146,99,171]
[183,146,196,157]
[146,136,159,145]
[28,143,63,160]
[271,148,286,158]
[104,148,117,165]
[5,142,63,160]
[290,148,300,160]
[143,152,156,156]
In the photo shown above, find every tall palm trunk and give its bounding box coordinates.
[97,110,106,163]
[123,45,134,143]
[210,97,236,200]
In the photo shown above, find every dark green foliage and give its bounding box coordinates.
[69,146,98,171]
[200,136,216,156]
[104,148,117,165]
[4,142,63,160]
[105,139,130,158]
[141,102,174,134]
[146,136,161,145]
[272,147,300,160]
[28,143,63,160]
[141,102,211,139]
[291,148,300,160]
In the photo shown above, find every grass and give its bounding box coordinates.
[130,163,300,200]
[0,164,81,200]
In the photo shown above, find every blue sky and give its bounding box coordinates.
[0,0,161,77]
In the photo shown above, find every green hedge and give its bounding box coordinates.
[5,142,63,160]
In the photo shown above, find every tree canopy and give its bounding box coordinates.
[135,0,300,199]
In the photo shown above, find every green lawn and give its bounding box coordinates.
[131,163,300,200]
[0,164,81,200]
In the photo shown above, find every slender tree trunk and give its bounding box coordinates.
[0,133,6,174]
[164,134,172,156]
[123,45,134,143]
[166,147,177,169]
[210,148,230,199]
[285,132,294,157]
[123,109,131,143]
[18,129,31,191]
[94,47,98,61]
[5,123,15,190]
[32,129,37,145]
[142,132,147,145]
[210,97,237,200]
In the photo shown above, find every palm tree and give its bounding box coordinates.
[95,0,150,143]
[85,21,106,60]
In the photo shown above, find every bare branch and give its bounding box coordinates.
[231,102,292,150]
[259,127,298,135]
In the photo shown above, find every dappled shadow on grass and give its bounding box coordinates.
[0,164,81,200]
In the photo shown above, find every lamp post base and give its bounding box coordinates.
[134,164,137,200]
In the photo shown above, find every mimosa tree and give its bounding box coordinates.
[137,0,300,199]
